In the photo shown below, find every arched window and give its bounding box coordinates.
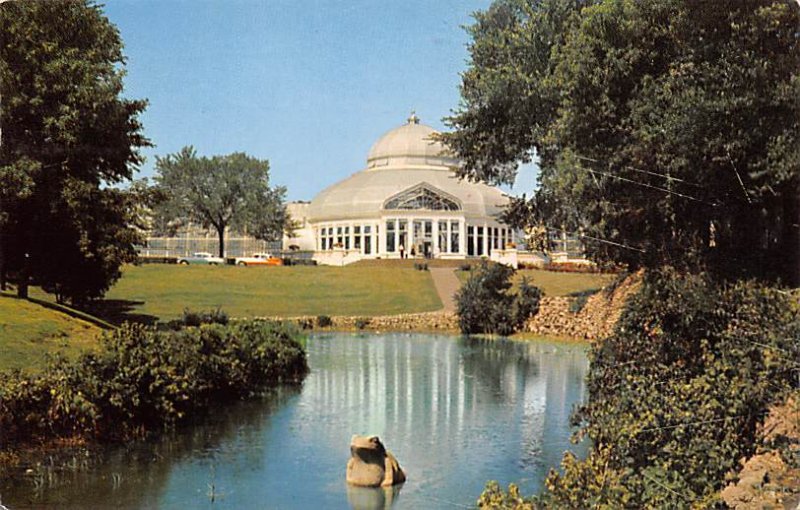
[384,184,460,211]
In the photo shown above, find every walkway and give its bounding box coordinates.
[430,268,461,312]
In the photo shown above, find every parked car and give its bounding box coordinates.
[235,253,283,266]
[177,252,224,265]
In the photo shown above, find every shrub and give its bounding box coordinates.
[0,320,308,447]
[513,277,542,325]
[459,263,472,271]
[182,307,229,327]
[296,317,314,330]
[354,317,371,330]
[478,481,537,509]
[455,261,542,335]
[540,270,800,507]
[316,315,333,328]
[413,262,428,271]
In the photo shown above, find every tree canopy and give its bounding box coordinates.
[0,0,149,302]
[442,0,800,284]
[153,147,288,258]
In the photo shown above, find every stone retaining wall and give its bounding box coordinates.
[525,271,642,340]
[268,311,460,333]
[259,272,642,340]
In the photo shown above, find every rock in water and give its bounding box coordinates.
[346,435,406,487]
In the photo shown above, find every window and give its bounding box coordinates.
[439,221,448,253]
[467,226,475,256]
[386,220,396,252]
[398,220,407,251]
[384,184,460,211]
[450,220,460,253]
[413,220,424,240]
[477,226,484,255]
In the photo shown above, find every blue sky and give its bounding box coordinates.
[104,0,538,201]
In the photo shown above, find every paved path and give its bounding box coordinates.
[430,268,461,312]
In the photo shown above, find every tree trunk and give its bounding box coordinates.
[17,253,29,299]
[217,225,225,259]
[782,185,800,287]
[0,232,5,292]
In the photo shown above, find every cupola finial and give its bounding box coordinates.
[407,110,419,124]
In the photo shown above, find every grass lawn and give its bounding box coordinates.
[0,292,103,372]
[97,264,442,322]
[456,268,616,297]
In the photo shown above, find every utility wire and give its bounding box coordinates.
[575,154,704,189]
[584,167,715,206]
[640,470,690,502]
[545,225,647,253]
[726,149,752,204]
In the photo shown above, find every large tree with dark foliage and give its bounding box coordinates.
[0,0,149,302]
[442,0,800,285]
[153,147,288,258]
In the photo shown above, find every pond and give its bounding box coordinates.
[1,333,589,509]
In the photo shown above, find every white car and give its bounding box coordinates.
[234,253,283,266]
[177,252,225,265]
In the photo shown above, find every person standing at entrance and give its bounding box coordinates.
[399,244,405,259]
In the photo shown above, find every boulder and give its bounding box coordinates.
[346,435,406,488]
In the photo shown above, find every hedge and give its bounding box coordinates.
[0,320,308,447]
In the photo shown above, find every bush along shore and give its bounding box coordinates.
[479,270,800,508]
[0,320,308,452]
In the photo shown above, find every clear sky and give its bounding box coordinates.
[103,0,538,201]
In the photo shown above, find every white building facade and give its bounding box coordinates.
[286,115,514,265]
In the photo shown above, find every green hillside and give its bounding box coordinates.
[0,293,104,372]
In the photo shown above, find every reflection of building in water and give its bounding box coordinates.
[297,335,588,487]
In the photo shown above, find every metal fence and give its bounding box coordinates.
[137,236,282,258]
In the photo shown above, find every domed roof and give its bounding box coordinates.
[308,167,508,222]
[307,114,509,222]
[366,113,456,168]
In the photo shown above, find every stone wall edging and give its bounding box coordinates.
[246,272,641,339]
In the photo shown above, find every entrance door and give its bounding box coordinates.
[413,220,433,258]
[423,241,432,258]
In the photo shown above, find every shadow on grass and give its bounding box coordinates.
[566,287,601,314]
[80,299,159,327]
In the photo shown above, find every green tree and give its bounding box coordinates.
[0,0,149,302]
[455,261,541,335]
[442,0,800,285]
[153,147,289,258]
[544,271,800,507]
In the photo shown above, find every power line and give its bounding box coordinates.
[726,149,753,204]
[583,167,716,206]
[635,412,768,434]
[546,225,647,253]
[575,154,704,189]
[640,470,690,502]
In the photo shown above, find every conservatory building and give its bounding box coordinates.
[293,114,514,265]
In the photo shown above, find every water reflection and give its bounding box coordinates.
[347,485,402,510]
[1,334,587,510]
[300,334,587,507]
[0,386,300,509]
